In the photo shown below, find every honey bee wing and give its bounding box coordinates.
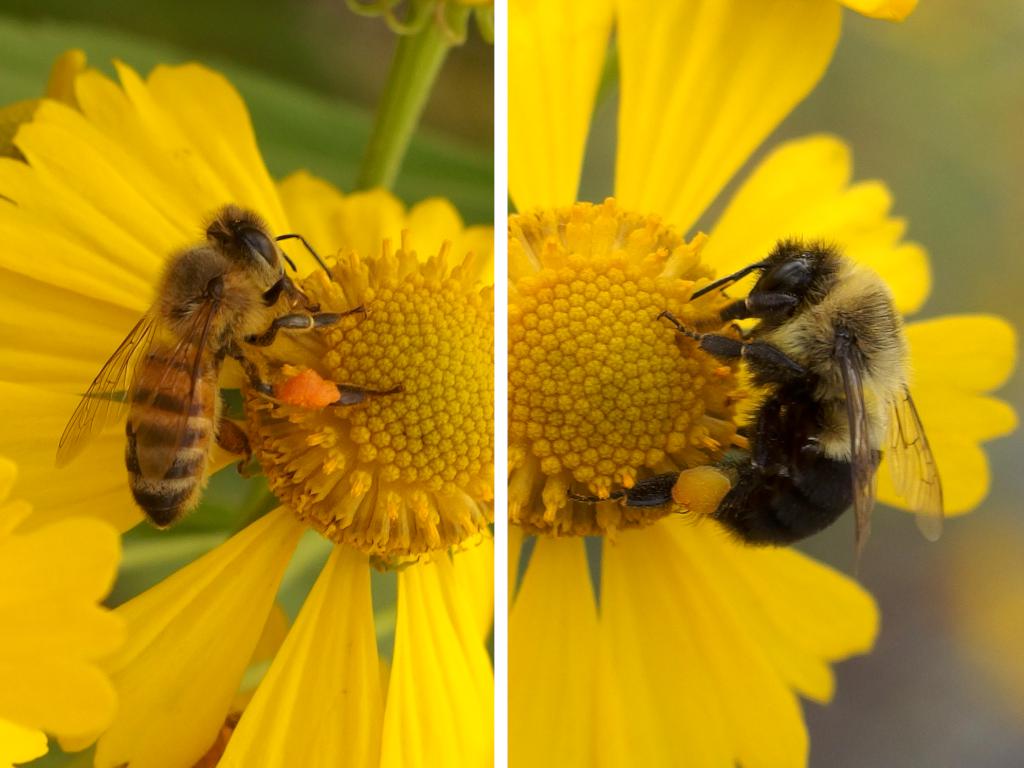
[886,385,944,541]
[836,332,877,561]
[56,313,158,467]
[131,296,221,480]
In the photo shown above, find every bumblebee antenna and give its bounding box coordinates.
[275,233,333,277]
[690,260,769,300]
[567,489,625,503]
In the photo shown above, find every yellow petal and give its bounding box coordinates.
[905,315,1017,393]
[0,518,119,606]
[0,268,141,390]
[45,49,87,105]
[615,0,841,234]
[405,198,466,258]
[453,537,495,642]
[600,522,808,767]
[0,100,37,158]
[704,134,931,314]
[0,515,122,741]
[839,0,917,21]
[380,554,493,768]
[219,546,383,768]
[509,0,614,210]
[0,717,48,767]
[0,381,143,532]
[510,537,596,767]
[94,508,303,768]
[276,171,351,275]
[0,458,15,505]
[703,521,879,661]
[329,188,407,260]
[144,63,288,233]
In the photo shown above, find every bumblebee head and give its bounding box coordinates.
[753,239,841,306]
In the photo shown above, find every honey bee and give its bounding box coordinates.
[56,205,369,527]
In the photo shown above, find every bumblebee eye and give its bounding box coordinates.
[241,228,278,267]
[760,259,811,294]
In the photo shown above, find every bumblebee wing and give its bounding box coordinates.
[836,332,877,560]
[131,297,221,480]
[56,314,158,467]
[886,385,944,541]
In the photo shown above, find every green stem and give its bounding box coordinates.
[356,4,471,190]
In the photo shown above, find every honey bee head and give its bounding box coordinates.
[205,204,284,288]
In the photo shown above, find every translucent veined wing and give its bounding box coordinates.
[56,314,157,467]
[886,385,944,541]
[836,331,877,562]
[130,296,222,480]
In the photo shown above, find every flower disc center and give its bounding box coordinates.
[247,245,493,560]
[508,199,739,536]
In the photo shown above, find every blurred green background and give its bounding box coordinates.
[578,3,1024,765]
[0,0,493,223]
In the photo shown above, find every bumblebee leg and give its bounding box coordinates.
[567,473,680,507]
[332,383,404,406]
[246,308,364,347]
[721,292,798,321]
[657,312,805,381]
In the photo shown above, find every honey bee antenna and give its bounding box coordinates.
[279,252,298,272]
[690,260,769,300]
[275,233,333,277]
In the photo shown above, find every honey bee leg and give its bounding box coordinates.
[216,418,251,456]
[216,418,256,476]
[246,310,360,347]
[224,343,274,395]
[332,383,405,406]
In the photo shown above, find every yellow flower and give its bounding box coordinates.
[0,59,493,766]
[0,457,122,767]
[509,1,1015,765]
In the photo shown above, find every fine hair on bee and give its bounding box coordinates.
[56,205,398,528]
[569,239,943,558]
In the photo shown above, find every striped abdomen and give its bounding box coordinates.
[126,346,219,527]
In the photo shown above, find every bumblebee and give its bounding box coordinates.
[572,240,943,554]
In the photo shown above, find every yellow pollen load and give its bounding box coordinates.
[246,240,494,561]
[508,199,740,536]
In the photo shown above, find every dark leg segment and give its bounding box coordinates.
[568,472,680,507]
[246,307,365,347]
[216,418,251,456]
[225,343,273,396]
[332,383,404,406]
[657,311,805,381]
[720,292,798,321]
